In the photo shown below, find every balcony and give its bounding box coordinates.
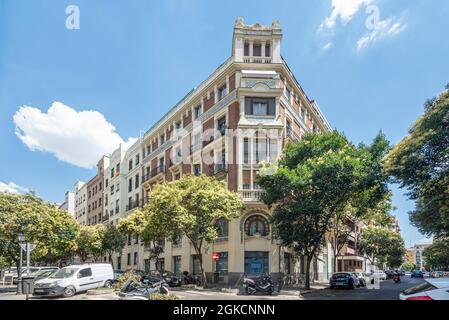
[151,165,165,178]
[243,56,272,64]
[239,190,265,202]
[102,214,109,222]
[126,200,140,212]
[212,163,228,175]
[115,207,119,214]
[143,172,151,183]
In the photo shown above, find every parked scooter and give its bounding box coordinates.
[118,278,169,300]
[393,273,401,283]
[182,271,202,286]
[243,274,275,295]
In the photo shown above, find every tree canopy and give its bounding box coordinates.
[0,193,79,266]
[385,86,449,237]
[423,238,449,270]
[257,131,390,289]
[75,224,105,263]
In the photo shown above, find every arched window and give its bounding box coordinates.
[245,215,269,237]
[216,218,229,239]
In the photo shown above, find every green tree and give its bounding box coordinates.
[400,261,416,272]
[423,238,449,270]
[101,224,126,268]
[117,208,167,271]
[358,226,405,268]
[258,131,385,289]
[75,224,105,263]
[130,175,244,287]
[0,193,79,267]
[385,86,449,237]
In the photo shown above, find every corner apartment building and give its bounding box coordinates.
[59,191,75,217]
[86,156,109,225]
[71,18,373,283]
[132,18,333,284]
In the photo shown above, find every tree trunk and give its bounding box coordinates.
[109,254,114,269]
[198,254,208,288]
[304,256,312,290]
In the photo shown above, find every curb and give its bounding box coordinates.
[87,289,115,295]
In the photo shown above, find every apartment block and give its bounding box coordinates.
[66,18,375,283]
[74,181,87,225]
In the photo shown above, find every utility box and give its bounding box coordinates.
[21,277,34,295]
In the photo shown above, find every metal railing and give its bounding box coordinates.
[238,190,265,202]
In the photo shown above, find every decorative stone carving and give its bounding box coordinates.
[235,17,244,27]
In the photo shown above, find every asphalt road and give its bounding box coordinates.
[303,275,425,300]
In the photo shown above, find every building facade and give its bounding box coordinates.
[74,181,87,225]
[86,156,109,226]
[67,18,376,284]
[59,191,75,217]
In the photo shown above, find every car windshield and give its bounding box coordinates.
[333,273,349,279]
[49,267,78,279]
[401,282,437,296]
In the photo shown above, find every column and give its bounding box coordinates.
[249,40,254,61]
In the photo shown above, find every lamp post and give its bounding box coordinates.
[16,233,25,295]
[276,238,283,290]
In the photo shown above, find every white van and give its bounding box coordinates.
[33,264,114,298]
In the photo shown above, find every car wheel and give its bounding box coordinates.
[62,286,76,298]
[104,280,113,288]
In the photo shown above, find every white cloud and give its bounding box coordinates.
[357,17,407,51]
[0,182,28,194]
[322,42,334,52]
[14,102,137,169]
[321,0,374,30]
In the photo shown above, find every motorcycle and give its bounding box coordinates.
[118,278,169,300]
[393,273,401,283]
[243,274,275,295]
[182,271,202,286]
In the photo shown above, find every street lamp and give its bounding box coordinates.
[16,233,25,295]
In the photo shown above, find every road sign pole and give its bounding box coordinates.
[26,243,31,275]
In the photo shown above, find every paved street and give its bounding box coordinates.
[303,275,425,300]
[0,275,424,300]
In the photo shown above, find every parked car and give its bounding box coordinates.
[112,270,125,283]
[400,278,449,300]
[351,272,366,287]
[33,264,114,298]
[29,268,59,282]
[423,271,431,278]
[411,270,424,278]
[330,272,359,289]
[373,270,387,280]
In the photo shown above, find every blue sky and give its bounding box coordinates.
[1,0,448,247]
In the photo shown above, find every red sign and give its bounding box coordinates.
[212,253,220,261]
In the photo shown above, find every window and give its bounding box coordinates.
[134,235,139,244]
[194,164,201,176]
[156,258,165,271]
[286,120,292,135]
[105,179,108,188]
[254,138,267,164]
[194,105,202,119]
[245,97,275,116]
[136,154,140,165]
[285,85,291,100]
[253,43,261,56]
[129,159,133,171]
[215,252,228,275]
[116,163,120,174]
[218,85,227,100]
[244,41,249,56]
[175,121,182,130]
[173,256,182,274]
[245,252,269,276]
[78,268,92,278]
[115,183,120,192]
[127,235,131,246]
[128,178,132,192]
[111,168,115,178]
[134,252,138,265]
[127,253,131,265]
[245,215,269,236]
[265,43,271,57]
[217,116,226,136]
[243,138,249,164]
[192,255,202,275]
[99,182,102,191]
[269,139,278,162]
[146,145,151,156]
[216,218,229,239]
[110,185,114,195]
[160,134,165,145]
[135,174,139,189]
